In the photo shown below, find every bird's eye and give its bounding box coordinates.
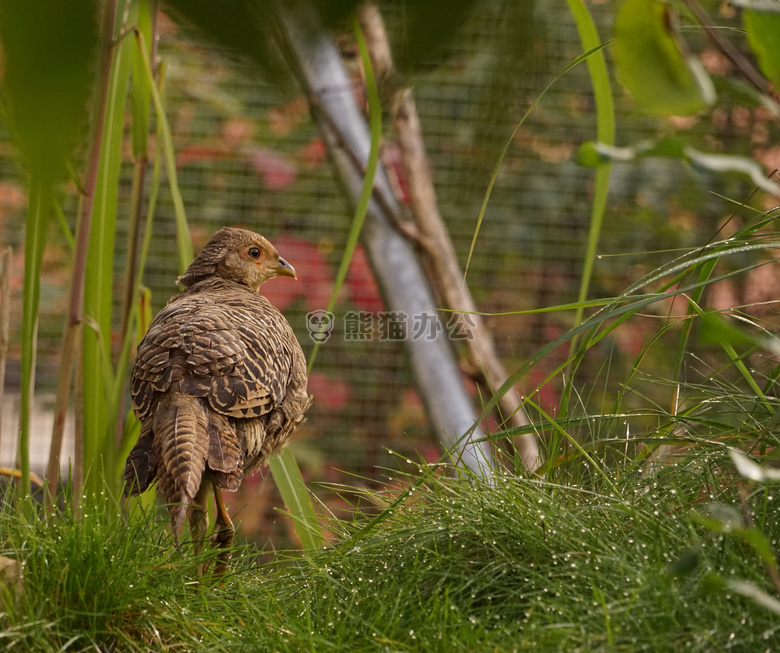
[248,247,261,259]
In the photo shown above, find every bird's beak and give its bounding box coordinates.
[274,257,297,280]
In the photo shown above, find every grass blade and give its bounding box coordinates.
[272,13,384,550]
[268,449,323,550]
[134,29,193,273]
[464,42,610,280]
[306,15,382,373]
[565,0,615,332]
[19,180,52,495]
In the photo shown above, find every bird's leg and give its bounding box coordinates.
[211,481,235,576]
[188,482,211,576]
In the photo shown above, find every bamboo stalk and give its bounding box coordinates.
[0,247,11,458]
[47,0,119,498]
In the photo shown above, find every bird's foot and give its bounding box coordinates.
[209,522,235,576]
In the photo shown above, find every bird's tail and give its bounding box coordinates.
[206,411,244,491]
[152,392,210,534]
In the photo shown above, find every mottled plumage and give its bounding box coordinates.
[124,227,311,572]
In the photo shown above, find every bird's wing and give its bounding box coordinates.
[130,301,198,419]
[131,298,296,421]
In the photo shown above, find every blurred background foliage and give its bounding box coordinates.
[0,0,778,546]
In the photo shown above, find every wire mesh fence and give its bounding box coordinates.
[1,0,778,543]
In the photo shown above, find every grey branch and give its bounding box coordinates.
[277,0,494,477]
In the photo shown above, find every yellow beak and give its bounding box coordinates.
[274,257,297,279]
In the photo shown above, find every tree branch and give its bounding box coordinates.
[276,0,494,477]
[357,2,540,471]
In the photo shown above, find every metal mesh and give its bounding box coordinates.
[1,1,778,537]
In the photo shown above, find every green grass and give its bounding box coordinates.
[4,205,780,651]
[2,431,779,651]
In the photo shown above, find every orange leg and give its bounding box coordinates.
[188,482,211,575]
[211,481,235,575]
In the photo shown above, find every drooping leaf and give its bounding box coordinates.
[743,8,780,88]
[612,0,715,115]
[0,0,100,182]
[576,139,780,196]
[712,75,780,117]
[162,0,288,85]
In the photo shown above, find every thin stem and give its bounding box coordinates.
[47,0,119,497]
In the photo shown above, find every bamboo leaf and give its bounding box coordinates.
[613,0,715,115]
[81,14,134,498]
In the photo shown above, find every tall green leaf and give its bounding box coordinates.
[268,449,323,550]
[81,9,134,497]
[134,30,193,272]
[0,0,99,494]
[564,0,615,385]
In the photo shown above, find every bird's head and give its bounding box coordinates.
[177,227,297,291]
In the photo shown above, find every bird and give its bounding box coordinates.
[124,227,312,573]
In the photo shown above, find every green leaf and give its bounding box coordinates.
[268,448,324,551]
[18,182,53,495]
[743,9,780,88]
[576,139,780,196]
[0,0,100,182]
[613,0,715,115]
[82,16,134,498]
[698,312,761,350]
[134,30,193,273]
[306,15,382,372]
[131,0,154,159]
[564,0,615,355]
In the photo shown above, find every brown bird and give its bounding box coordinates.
[124,227,312,573]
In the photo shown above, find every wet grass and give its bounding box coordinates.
[1,435,779,651]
